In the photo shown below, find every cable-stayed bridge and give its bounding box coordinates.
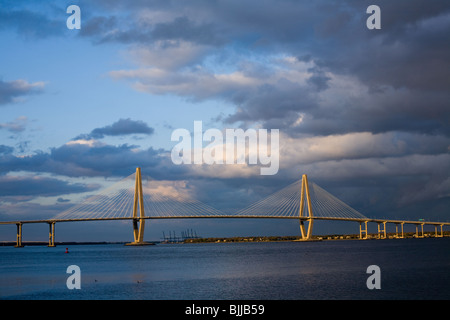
[1,168,449,247]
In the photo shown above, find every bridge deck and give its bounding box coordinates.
[1,216,449,226]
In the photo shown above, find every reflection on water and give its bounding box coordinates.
[1,238,449,299]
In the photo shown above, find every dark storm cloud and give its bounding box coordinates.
[88,0,450,137]
[224,0,449,135]
[293,0,450,90]
[76,118,155,140]
[2,0,448,142]
[306,66,331,92]
[224,80,318,125]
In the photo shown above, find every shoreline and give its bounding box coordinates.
[2,231,448,247]
[182,232,450,244]
[0,241,128,247]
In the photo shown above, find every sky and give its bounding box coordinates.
[0,0,449,242]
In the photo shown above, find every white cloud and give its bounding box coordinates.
[163,130,450,180]
[109,53,319,103]
[142,180,192,201]
[279,131,450,169]
[66,139,104,147]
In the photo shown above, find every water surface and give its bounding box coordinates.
[1,238,449,299]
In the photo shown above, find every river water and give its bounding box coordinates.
[1,238,449,300]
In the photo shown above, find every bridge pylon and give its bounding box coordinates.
[299,174,314,240]
[126,167,153,246]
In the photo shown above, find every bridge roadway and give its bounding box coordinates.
[1,215,449,247]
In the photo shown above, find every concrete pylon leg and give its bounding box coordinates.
[299,219,314,240]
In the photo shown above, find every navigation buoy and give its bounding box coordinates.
[65,247,69,253]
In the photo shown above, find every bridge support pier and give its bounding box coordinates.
[437,224,444,237]
[48,222,56,247]
[377,221,387,239]
[15,223,23,247]
[415,224,425,238]
[417,224,425,238]
[395,223,404,239]
[359,221,368,239]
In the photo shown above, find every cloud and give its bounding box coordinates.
[0,116,28,133]
[109,55,314,106]
[0,139,175,180]
[98,0,450,138]
[79,10,224,46]
[0,145,14,155]
[151,16,224,46]
[0,4,65,39]
[0,79,45,105]
[4,2,447,137]
[0,174,100,197]
[126,41,213,71]
[75,118,155,140]
[2,127,448,200]
[279,131,450,167]
[294,153,450,212]
[142,180,194,201]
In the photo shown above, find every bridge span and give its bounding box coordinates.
[1,168,449,247]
